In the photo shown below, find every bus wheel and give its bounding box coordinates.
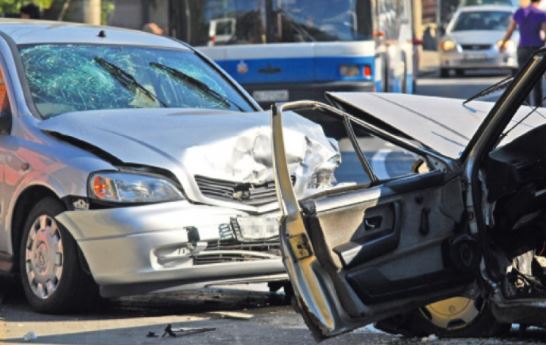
[440,68,450,78]
[376,296,510,338]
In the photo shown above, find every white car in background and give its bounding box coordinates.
[439,5,518,77]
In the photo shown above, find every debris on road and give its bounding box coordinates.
[146,331,159,338]
[160,324,216,338]
[22,331,38,342]
[421,334,438,342]
[208,311,254,320]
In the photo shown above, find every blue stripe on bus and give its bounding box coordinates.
[216,56,375,84]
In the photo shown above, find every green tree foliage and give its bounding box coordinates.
[0,0,115,24]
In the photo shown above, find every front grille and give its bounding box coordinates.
[461,44,492,51]
[195,175,287,206]
[194,238,281,265]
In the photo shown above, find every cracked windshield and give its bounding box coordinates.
[4,0,546,345]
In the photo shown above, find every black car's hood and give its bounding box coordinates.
[328,92,546,159]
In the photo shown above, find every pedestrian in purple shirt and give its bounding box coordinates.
[500,0,546,105]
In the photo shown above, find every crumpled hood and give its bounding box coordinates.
[39,108,339,207]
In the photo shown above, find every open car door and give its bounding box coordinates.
[272,101,481,340]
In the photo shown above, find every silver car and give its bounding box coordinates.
[439,5,518,77]
[0,20,338,313]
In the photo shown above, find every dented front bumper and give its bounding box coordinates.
[55,200,286,296]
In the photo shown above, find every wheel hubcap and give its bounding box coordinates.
[421,297,482,330]
[25,215,64,300]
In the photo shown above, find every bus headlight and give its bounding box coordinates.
[340,64,361,77]
[440,39,457,52]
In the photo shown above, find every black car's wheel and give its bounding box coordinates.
[440,68,450,78]
[377,296,509,338]
[19,197,97,313]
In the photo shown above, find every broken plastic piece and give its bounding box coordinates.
[161,324,215,338]
[23,331,38,342]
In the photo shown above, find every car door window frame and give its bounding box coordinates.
[277,100,451,192]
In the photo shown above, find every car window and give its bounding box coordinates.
[300,110,431,190]
[18,44,254,118]
[0,69,11,117]
[452,11,512,31]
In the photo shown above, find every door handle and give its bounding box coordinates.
[364,216,382,231]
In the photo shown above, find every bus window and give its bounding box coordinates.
[271,0,372,42]
[182,0,372,46]
[185,0,266,46]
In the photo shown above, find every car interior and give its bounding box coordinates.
[482,122,546,299]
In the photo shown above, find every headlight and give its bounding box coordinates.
[339,64,361,77]
[307,158,339,190]
[89,171,184,204]
[497,40,515,52]
[440,39,457,52]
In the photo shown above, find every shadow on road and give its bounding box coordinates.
[0,275,289,322]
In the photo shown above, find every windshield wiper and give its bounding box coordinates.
[94,57,167,107]
[150,62,244,111]
[463,75,514,105]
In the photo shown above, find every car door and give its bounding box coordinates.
[0,61,14,271]
[272,101,479,340]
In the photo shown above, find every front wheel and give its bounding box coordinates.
[377,296,509,338]
[19,197,98,313]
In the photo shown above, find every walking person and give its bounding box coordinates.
[500,0,546,106]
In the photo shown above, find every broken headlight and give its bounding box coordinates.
[307,159,339,190]
[89,171,184,204]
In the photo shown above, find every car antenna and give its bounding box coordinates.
[98,30,106,38]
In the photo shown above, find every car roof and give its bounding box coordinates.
[0,19,190,50]
[456,5,515,13]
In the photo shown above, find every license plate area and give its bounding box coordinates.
[231,216,279,242]
[252,90,289,102]
[463,52,489,61]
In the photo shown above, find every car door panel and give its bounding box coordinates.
[272,102,473,339]
[333,201,400,268]
[303,172,466,303]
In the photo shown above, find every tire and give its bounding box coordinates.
[455,69,465,77]
[440,68,450,78]
[19,197,98,313]
[376,297,510,338]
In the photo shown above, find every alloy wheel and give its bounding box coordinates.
[24,215,64,300]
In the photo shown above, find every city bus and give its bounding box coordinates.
[169,0,416,105]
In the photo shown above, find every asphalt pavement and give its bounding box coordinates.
[2,56,546,345]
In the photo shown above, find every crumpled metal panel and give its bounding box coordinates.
[39,108,339,209]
